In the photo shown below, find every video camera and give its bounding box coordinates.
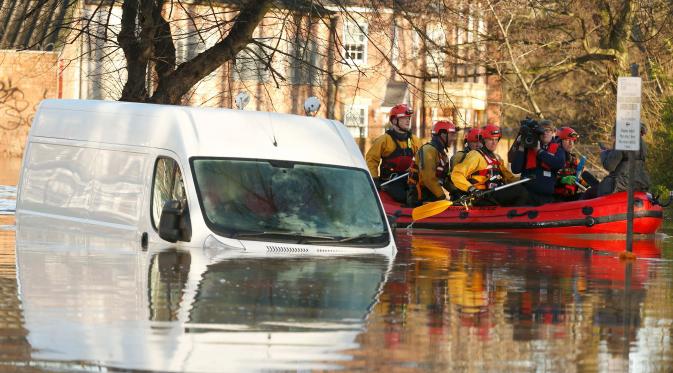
[518,118,544,149]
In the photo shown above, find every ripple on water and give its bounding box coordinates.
[0,185,16,215]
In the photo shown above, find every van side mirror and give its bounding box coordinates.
[159,200,192,243]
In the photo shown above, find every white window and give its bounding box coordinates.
[343,20,368,66]
[343,104,369,138]
[391,23,400,67]
[290,39,321,85]
[234,38,272,82]
[411,30,421,59]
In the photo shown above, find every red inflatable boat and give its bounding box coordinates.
[381,191,664,234]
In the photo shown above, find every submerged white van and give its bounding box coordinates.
[16,99,394,255]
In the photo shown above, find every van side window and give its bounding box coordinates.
[151,157,187,230]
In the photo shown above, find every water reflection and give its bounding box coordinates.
[344,233,673,372]
[2,172,673,372]
[0,186,16,217]
[16,235,392,371]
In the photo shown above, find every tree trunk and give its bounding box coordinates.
[150,0,273,105]
[118,0,152,102]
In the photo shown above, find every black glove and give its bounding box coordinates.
[468,186,486,198]
[374,177,382,191]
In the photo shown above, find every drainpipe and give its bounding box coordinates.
[326,14,338,119]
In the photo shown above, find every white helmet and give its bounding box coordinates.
[235,91,250,110]
[303,96,321,116]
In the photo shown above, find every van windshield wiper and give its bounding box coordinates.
[335,232,388,243]
[303,232,388,245]
[232,230,337,244]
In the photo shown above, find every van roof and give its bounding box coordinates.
[31,99,366,169]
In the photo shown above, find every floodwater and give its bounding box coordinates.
[1,157,673,372]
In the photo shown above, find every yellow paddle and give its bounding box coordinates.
[411,200,453,221]
[409,178,533,226]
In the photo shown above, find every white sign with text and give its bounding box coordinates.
[615,77,642,151]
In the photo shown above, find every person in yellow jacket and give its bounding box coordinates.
[451,124,528,206]
[406,120,457,206]
[445,127,482,200]
[366,103,422,203]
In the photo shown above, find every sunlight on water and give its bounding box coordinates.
[0,185,16,216]
[0,179,671,372]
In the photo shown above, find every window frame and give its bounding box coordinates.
[343,20,368,66]
[189,156,390,247]
[233,38,273,83]
[343,104,369,138]
[150,156,187,232]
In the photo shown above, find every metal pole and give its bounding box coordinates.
[626,64,638,253]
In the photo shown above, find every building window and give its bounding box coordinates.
[344,104,369,138]
[426,24,446,77]
[234,39,272,82]
[343,20,368,66]
[391,22,400,67]
[290,39,321,85]
[411,30,421,59]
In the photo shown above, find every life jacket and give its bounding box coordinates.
[525,142,560,170]
[452,149,469,168]
[467,148,504,190]
[555,152,579,197]
[407,141,449,199]
[379,130,414,180]
[445,146,472,195]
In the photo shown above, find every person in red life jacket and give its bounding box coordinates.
[553,127,585,201]
[446,127,482,200]
[511,120,566,206]
[451,125,528,206]
[365,103,422,203]
[406,120,457,206]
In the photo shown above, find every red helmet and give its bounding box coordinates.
[557,126,579,141]
[432,120,456,135]
[480,124,502,140]
[465,127,481,142]
[389,104,413,122]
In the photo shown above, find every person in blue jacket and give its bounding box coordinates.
[511,120,566,205]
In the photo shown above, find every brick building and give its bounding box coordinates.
[0,0,502,158]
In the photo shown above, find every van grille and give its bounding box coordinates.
[266,245,309,253]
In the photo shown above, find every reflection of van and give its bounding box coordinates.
[16,99,394,254]
[15,242,392,370]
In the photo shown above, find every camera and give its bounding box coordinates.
[518,118,544,149]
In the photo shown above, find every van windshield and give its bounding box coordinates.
[191,158,389,247]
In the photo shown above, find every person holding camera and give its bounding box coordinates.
[406,120,457,206]
[451,124,527,206]
[511,119,566,206]
[366,103,422,203]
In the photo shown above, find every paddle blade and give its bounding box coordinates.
[412,200,453,221]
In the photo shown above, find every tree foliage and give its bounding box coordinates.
[649,97,673,194]
[484,1,673,133]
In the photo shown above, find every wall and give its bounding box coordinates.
[0,50,58,158]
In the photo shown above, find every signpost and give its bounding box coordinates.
[616,65,641,253]
[615,76,642,151]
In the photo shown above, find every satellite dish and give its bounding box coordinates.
[235,92,250,110]
[303,96,321,117]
